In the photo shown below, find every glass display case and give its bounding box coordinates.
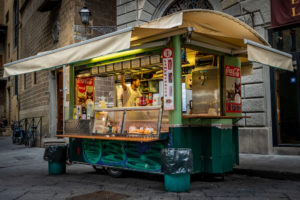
[92,106,168,139]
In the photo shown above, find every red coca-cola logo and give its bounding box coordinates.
[225,65,240,78]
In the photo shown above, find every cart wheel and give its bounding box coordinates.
[106,168,123,178]
[92,165,104,173]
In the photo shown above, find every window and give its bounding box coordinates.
[33,72,37,85]
[5,11,9,24]
[271,26,300,53]
[7,43,10,58]
[14,76,18,95]
[13,0,19,48]
[23,74,26,90]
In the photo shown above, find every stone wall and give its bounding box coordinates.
[116,0,275,154]
[17,0,75,139]
[3,0,20,123]
[4,0,117,141]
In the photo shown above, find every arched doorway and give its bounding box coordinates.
[152,0,217,20]
[163,0,213,16]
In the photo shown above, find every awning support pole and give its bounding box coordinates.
[169,35,182,125]
[69,65,75,120]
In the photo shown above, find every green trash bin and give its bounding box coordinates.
[161,148,193,192]
[164,173,191,192]
[44,145,67,175]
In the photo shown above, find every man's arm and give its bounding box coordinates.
[121,75,127,91]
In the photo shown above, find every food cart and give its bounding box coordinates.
[4,10,293,178]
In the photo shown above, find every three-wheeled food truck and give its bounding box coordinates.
[4,10,293,189]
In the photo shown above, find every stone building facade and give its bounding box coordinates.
[2,0,116,145]
[116,0,300,155]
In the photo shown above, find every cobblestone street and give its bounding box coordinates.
[0,136,300,200]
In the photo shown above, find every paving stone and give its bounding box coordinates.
[1,136,300,200]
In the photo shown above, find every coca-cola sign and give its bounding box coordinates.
[225,65,241,78]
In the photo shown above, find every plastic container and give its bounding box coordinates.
[48,161,66,175]
[164,173,190,192]
[44,145,67,175]
[161,148,193,192]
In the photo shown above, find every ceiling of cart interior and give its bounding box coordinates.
[3,10,293,77]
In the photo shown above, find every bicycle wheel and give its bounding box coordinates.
[28,131,35,148]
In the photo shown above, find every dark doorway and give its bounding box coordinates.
[57,70,63,134]
[274,61,300,144]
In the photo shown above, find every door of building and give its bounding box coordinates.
[274,55,300,145]
[270,25,300,146]
[57,70,63,134]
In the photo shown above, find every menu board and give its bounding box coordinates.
[90,66,98,75]
[141,56,150,66]
[123,61,131,69]
[225,65,242,113]
[114,62,122,71]
[150,55,161,64]
[162,48,174,111]
[131,59,140,68]
[106,64,114,72]
[98,65,106,73]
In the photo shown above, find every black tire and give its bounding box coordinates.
[28,138,33,148]
[28,133,34,148]
[106,168,123,178]
[92,165,104,173]
[18,138,23,145]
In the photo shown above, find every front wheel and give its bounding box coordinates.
[106,168,123,178]
[92,165,104,173]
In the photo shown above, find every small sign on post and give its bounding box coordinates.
[162,48,175,111]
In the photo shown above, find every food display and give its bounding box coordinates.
[128,126,157,134]
[92,106,163,137]
[93,111,123,134]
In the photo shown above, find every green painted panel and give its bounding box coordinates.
[182,118,233,126]
[82,139,102,164]
[69,138,85,163]
[125,142,163,171]
[171,126,237,174]
[101,141,125,166]
[232,126,239,165]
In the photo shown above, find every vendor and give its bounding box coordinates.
[121,75,142,107]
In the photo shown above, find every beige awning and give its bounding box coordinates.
[245,40,293,71]
[4,30,132,77]
[4,9,293,77]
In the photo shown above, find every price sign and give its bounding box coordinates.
[131,59,140,69]
[141,56,150,66]
[98,65,106,73]
[106,64,113,72]
[123,61,131,69]
[162,48,174,111]
[114,62,122,71]
[90,66,98,75]
[150,55,161,64]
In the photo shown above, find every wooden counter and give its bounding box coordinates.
[56,134,159,142]
[182,114,250,119]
